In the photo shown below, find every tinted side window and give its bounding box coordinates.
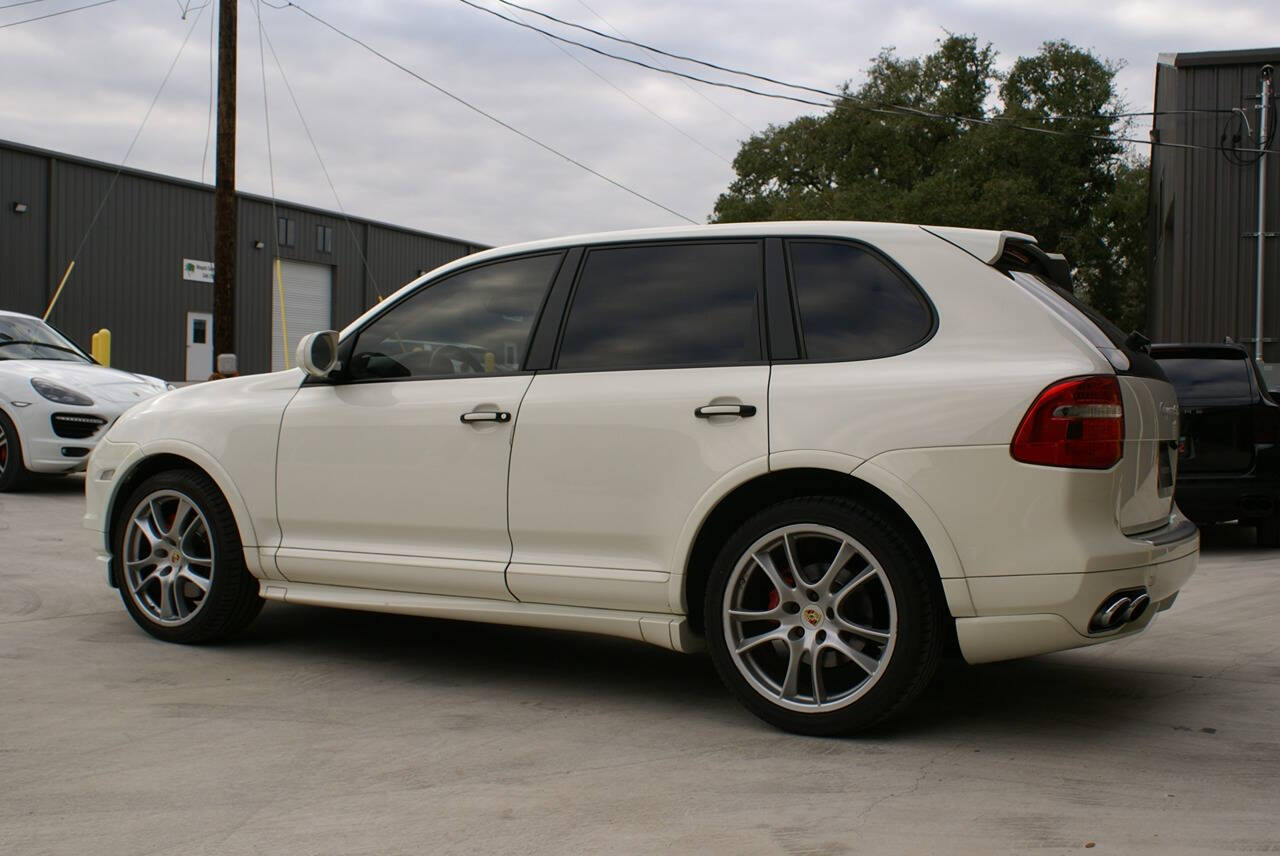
[1155,357,1255,405]
[556,242,762,371]
[787,241,932,361]
[350,253,561,380]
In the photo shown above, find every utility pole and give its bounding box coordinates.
[213,0,237,369]
[1255,65,1273,365]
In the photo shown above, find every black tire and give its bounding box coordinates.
[1257,514,1280,549]
[0,410,31,492]
[704,496,944,736]
[112,468,263,643]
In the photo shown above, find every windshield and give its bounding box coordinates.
[0,316,91,363]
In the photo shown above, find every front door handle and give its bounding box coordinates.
[460,410,511,424]
[694,403,757,418]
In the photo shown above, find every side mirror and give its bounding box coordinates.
[296,330,340,378]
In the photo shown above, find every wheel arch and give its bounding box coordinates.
[106,442,265,580]
[678,463,973,635]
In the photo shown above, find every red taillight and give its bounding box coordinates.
[1011,375,1124,470]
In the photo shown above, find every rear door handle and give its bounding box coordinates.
[460,410,511,424]
[694,403,757,418]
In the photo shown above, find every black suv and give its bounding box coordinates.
[1151,343,1280,546]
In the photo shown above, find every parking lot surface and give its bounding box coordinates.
[2,476,1278,855]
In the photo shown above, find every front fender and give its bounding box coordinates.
[96,438,278,580]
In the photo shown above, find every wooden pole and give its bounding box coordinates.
[213,0,237,363]
[42,261,75,321]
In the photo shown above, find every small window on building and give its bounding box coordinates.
[277,217,296,248]
[316,224,333,254]
[192,318,207,344]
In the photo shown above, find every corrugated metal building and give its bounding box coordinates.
[1148,48,1279,367]
[0,138,484,380]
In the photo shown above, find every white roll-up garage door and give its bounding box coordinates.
[272,259,333,372]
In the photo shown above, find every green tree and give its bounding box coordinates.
[712,36,1149,332]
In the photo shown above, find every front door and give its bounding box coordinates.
[273,252,564,599]
[185,312,212,381]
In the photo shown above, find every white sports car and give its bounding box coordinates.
[0,310,168,491]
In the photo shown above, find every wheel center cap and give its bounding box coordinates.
[801,606,823,628]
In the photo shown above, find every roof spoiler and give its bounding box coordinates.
[920,225,1074,291]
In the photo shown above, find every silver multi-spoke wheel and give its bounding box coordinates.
[0,421,9,477]
[723,524,898,713]
[123,490,215,626]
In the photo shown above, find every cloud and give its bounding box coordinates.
[0,0,1269,249]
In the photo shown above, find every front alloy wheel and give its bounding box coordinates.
[113,469,263,643]
[0,410,31,492]
[122,489,216,626]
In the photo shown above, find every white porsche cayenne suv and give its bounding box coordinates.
[83,222,1199,734]
[0,310,167,491]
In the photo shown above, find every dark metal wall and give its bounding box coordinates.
[0,139,482,379]
[1148,49,1280,359]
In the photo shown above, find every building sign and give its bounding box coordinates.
[183,259,214,283]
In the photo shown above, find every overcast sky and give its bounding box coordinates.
[1,0,1273,248]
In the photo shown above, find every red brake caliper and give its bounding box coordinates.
[766,572,795,610]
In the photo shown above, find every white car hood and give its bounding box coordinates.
[2,360,166,404]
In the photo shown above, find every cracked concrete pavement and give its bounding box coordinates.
[2,476,1278,854]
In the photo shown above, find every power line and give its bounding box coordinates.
[495,0,1236,125]
[456,0,831,110]
[253,0,291,367]
[46,5,208,317]
[572,0,755,135]
[271,1,697,224]
[0,0,55,10]
[461,0,1267,157]
[500,3,732,165]
[200,0,214,182]
[257,9,383,299]
[0,0,116,28]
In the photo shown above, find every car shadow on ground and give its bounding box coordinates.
[228,599,1205,739]
[9,473,85,494]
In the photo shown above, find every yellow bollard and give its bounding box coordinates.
[90,328,111,367]
[484,352,496,373]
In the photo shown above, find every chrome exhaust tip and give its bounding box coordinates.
[1089,587,1150,632]
[1093,596,1132,631]
[1124,593,1151,623]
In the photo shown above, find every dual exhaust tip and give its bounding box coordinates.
[1089,588,1151,633]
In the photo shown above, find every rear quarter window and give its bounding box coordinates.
[786,241,933,361]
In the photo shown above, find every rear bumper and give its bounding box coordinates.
[955,529,1198,664]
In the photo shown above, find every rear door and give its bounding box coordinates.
[505,240,770,614]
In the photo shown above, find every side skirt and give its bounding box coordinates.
[259,580,704,653]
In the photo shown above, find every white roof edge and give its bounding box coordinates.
[919,225,1037,265]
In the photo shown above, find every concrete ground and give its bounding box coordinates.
[2,476,1278,856]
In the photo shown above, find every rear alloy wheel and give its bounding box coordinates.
[114,470,263,643]
[0,410,31,492]
[706,498,943,735]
